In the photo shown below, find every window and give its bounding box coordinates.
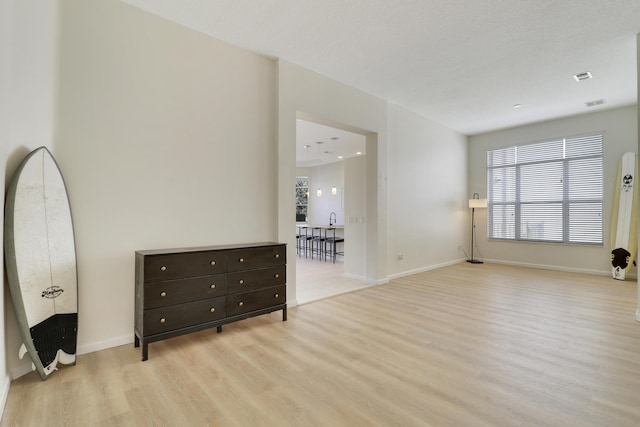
[295,177,309,221]
[487,133,603,245]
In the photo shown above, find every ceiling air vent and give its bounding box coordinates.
[585,99,606,107]
[573,72,593,82]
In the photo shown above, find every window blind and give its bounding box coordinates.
[487,133,603,245]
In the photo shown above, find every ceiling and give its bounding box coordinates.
[124,0,639,136]
[296,120,366,167]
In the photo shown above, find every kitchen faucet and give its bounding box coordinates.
[329,212,337,227]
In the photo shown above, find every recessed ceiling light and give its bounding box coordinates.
[303,144,311,149]
[331,137,339,140]
[338,156,343,159]
[573,72,592,82]
[356,152,362,155]
[513,104,522,109]
[316,141,324,145]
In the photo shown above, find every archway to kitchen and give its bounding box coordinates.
[295,116,374,303]
[276,59,388,308]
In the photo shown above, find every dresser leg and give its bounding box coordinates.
[134,335,140,348]
[142,342,148,361]
[217,325,222,333]
[282,307,287,321]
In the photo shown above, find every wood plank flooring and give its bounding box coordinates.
[2,263,640,426]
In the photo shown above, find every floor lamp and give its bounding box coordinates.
[468,193,487,264]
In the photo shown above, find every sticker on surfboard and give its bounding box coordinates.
[4,146,78,380]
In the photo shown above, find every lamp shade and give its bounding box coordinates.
[469,198,487,209]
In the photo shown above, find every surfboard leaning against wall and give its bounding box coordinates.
[610,151,638,280]
[4,146,78,380]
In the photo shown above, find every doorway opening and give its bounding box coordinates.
[295,116,374,303]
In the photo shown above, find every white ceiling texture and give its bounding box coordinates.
[124,0,640,163]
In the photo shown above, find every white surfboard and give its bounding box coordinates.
[4,147,78,380]
[610,152,638,280]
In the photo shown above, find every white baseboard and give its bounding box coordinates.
[0,374,10,420]
[342,273,389,286]
[483,258,614,277]
[77,333,133,356]
[388,258,466,280]
[10,363,33,381]
[343,272,366,282]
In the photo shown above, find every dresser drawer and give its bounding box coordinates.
[227,245,285,272]
[226,285,286,317]
[144,274,227,309]
[143,297,226,336]
[226,266,285,294]
[144,250,227,282]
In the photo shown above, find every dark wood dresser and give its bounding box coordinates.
[134,242,286,360]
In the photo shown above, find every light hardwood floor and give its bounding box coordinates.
[3,263,640,426]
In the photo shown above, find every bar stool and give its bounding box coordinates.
[322,227,336,262]
[310,227,326,260]
[325,236,344,263]
[297,226,312,258]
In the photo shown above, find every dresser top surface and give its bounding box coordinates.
[136,242,285,256]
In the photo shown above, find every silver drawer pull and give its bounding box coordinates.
[210,284,216,289]
[160,291,167,297]
[238,279,244,285]
[210,308,215,313]
[274,293,279,298]
[160,266,167,272]
[160,318,166,324]
[210,260,216,266]
[275,254,280,258]
[274,273,279,278]
[238,301,244,307]
[239,258,244,263]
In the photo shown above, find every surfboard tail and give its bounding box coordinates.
[31,313,78,371]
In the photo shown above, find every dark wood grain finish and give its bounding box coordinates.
[135,242,286,360]
[226,266,286,294]
[227,246,286,272]
[143,274,227,309]
[143,297,226,335]
[226,285,286,317]
[143,250,227,282]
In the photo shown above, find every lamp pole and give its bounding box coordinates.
[467,193,484,264]
[467,206,482,264]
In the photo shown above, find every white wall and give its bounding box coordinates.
[305,162,345,226]
[279,63,469,288]
[0,1,12,396]
[1,0,59,391]
[1,0,278,377]
[3,0,472,387]
[344,156,367,279]
[386,104,469,278]
[469,105,638,274]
